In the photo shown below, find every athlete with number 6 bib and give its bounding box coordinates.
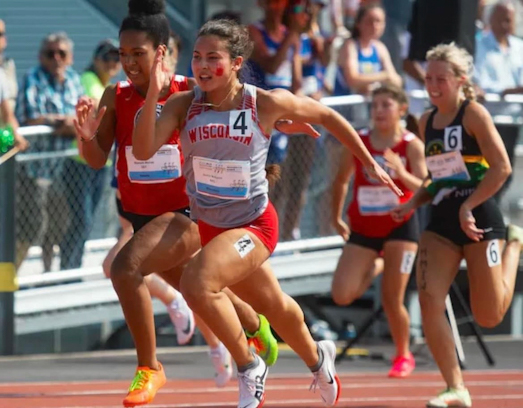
[331,84,427,379]
[134,18,401,408]
[392,43,523,408]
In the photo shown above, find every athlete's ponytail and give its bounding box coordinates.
[120,0,170,48]
[265,164,281,189]
[405,113,420,138]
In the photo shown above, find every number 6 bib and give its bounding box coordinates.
[193,156,251,200]
[126,144,182,184]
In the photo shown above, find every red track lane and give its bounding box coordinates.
[1,370,523,408]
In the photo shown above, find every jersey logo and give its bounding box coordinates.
[426,140,444,156]
[134,104,163,126]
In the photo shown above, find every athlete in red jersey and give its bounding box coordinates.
[331,84,427,378]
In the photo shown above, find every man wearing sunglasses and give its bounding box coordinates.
[15,31,85,273]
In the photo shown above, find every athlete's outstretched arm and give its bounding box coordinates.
[260,88,402,196]
[133,48,192,160]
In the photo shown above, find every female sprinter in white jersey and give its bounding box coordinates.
[392,43,523,408]
[73,0,317,405]
[133,18,401,408]
[331,84,427,378]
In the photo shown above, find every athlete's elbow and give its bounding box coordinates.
[498,162,512,181]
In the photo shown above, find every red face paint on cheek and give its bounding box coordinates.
[215,63,224,77]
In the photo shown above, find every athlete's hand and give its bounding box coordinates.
[149,46,169,97]
[365,162,403,197]
[383,148,405,177]
[333,218,350,241]
[74,98,106,142]
[391,201,413,222]
[459,204,483,242]
[274,119,320,138]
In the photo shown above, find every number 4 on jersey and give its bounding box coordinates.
[230,109,252,137]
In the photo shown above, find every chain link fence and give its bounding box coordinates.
[14,130,117,273]
[10,95,523,273]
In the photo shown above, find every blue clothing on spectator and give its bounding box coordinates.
[248,22,295,164]
[249,22,294,91]
[474,31,523,118]
[16,66,83,124]
[474,31,523,94]
[300,33,324,96]
[334,41,382,96]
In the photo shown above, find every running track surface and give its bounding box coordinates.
[2,370,523,408]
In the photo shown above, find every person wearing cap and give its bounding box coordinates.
[60,39,122,271]
[80,39,121,104]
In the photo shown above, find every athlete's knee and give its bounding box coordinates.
[179,265,213,309]
[110,251,139,284]
[381,289,404,312]
[331,286,360,306]
[472,305,504,328]
[418,291,446,316]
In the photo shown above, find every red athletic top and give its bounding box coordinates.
[347,129,416,238]
[115,75,190,215]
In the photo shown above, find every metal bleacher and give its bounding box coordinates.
[14,236,346,336]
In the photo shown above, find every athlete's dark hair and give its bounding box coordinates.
[372,84,419,137]
[120,0,170,48]
[197,19,253,64]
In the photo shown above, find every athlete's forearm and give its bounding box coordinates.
[409,177,433,209]
[462,167,510,210]
[323,110,374,168]
[397,170,424,192]
[133,92,160,160]
[331,181,349,225]
[81,138,109,169]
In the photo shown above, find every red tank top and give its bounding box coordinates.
[115,76,190,215]
[347,129,416,238]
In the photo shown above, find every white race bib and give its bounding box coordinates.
[125,144,181,184]
[357,186,400,215]
[193,156,250,200]
[426,151,470,182]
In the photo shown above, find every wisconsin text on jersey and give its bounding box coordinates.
[188,123,253,146]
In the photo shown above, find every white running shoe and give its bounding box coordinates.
[210,342,233,388]
[309,340,341,406]
[426,388,472,407]
[167,295,195,346]
[237,355,267,408]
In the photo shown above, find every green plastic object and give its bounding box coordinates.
[0,126,15,153]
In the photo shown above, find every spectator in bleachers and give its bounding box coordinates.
[16,31,84,272]
[248,0,303,166]
[334,2,401,97]
[474,0,523,203]
[273,0,329,240]
[0,19,18,124]
[61,39,122,271]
